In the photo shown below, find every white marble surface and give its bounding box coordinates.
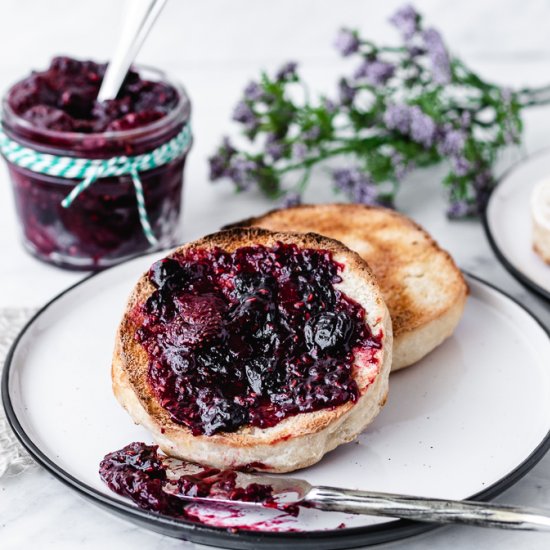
[1,0,550,548]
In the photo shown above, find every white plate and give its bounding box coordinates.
[3,254,550,549]
[485,149,550,300]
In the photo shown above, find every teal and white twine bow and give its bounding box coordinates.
[0,123,192,246]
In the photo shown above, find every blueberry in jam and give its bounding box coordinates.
[1,57,191,270]
[99,442,282,518]
[135,243,382,436]
[305,312,353,353]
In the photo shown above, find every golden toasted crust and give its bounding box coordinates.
[227,204,468,370]
[113,227,392,472]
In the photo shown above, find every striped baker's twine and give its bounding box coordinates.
[0,123,192,246]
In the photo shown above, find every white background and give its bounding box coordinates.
[1,1,550,549]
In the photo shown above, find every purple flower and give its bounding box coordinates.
[422,28,451,84]
[323,98,337,113]
[280,192,302,208]
[243,81,264,102]
[409,106,436,147]
[473,170,493,209]
[452,156,470,176]
[276,61,298,82]
[459,111,472,128]
[265,133,285,160]
[334,28,360,56]
[389,4,420,41]
[332,167,378,205]
[228,157,258,190]
[474,170,492,191]
[384,104,435,148]
[446,200,472,219]
[338,78,356,106]
[209,155,226,180]
[292,142,308,160]
[447,168,493,217]
[232,101,257,126]
[354,59,395,86]
[407,45,425,57]
[501,87,513,103]
[438,128,465,156]
[390,152,412,180]
[208,137,236,180]
[384,104,411,134]
[333,167,361,192]
[303,126,321,141]
[352,180,378,204]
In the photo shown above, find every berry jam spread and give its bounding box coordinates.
[135,242,382,436]
[7,57,178,133]
[99,442,295,520]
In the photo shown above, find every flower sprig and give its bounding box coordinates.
[209,4,550,217]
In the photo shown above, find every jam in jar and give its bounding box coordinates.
[1,57,192,270]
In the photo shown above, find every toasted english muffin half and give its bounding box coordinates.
[226,204,467,370]
[113,227,392,472]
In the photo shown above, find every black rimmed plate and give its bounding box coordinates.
[3,252,550,549]
[484,148,550,301]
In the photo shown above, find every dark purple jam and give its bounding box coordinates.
[2,57,190,270]
[10,161,185,269]
[99,442,281,519]
[135,243,382,436]
[7,56,178,133]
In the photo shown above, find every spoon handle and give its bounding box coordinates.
[306,486,550,531]
[98,0,167,102]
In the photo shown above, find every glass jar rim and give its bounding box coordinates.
[1,64,191,144]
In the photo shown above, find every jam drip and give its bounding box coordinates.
[99,442,289,519]
[8,56,178,133]
[136,243,382,436]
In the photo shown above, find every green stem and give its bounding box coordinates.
[517,86,550,107]
[277,144,356,174]
[297,166,312,193]
[361,39,405,54]
[517,82,550,95]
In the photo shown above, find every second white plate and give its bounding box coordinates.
[485,149,550,300]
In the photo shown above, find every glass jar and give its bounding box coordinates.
[1,66,191,270]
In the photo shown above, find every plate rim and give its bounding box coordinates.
[2,257,550,549]
[483,147,550,302]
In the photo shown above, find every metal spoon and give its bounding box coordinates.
[97,0,168,102]
[164,469,550,531]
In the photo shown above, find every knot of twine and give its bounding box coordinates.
[0,122,192,246]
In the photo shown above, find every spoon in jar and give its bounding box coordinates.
[97,0,168,102]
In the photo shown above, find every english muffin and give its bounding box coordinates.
[113,227,392,472]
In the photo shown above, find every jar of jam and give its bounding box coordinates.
[1,57,192,270]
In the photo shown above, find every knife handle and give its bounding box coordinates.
[305,486,550,531]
